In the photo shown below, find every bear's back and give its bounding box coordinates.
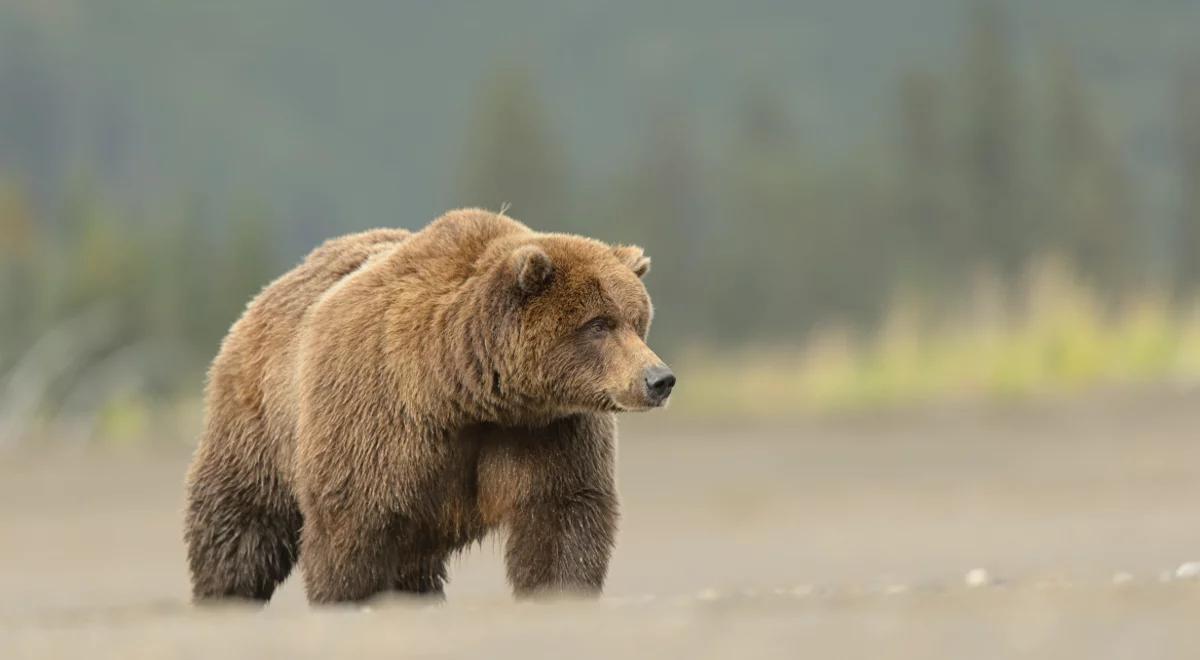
[271,228,410,313]
[206,228,412,457]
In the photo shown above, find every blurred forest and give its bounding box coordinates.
[3,1,1200,440]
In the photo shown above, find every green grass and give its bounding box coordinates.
[679,261,1200,417]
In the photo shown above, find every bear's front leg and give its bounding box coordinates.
[506,487,618,596]
[491,414,619,597]
[393,551,449,598]
[293,414,412,604]
[299,512,402,604]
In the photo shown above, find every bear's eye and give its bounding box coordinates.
[581,316,616,336]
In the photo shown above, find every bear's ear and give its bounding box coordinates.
[613,245,651,278]
[512,244,554,294]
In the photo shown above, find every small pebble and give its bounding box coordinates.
[1175,562,1200,580]
[1111,572,1134,586]
[883,583,909,596]
[964,568,991,588]
[695,588,720,602]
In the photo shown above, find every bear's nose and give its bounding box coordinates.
[644,365,676,402]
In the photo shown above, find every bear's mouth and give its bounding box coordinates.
[603,396,628,412]
[604,393,663,413]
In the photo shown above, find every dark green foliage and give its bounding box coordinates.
[0,183,280,411]
[1174,61,1200,296]
[456,67,569,231]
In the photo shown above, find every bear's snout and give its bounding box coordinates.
[643,364,676,405]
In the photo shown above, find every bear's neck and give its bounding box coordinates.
[376,274,539,427]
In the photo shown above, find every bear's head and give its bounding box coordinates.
[487,235,675,417]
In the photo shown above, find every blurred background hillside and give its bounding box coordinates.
[4,0,1200,445]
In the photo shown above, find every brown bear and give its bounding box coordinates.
[184,208,674,604]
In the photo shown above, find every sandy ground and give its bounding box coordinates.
[3,389,1200,658]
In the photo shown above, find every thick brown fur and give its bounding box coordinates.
[184,209,671,604]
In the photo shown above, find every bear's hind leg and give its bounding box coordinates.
[185,457,301,603]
